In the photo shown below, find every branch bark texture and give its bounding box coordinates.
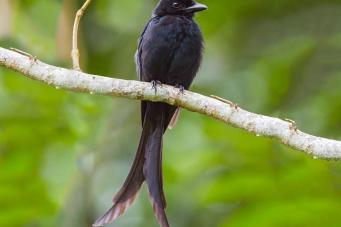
[0,47,340,160]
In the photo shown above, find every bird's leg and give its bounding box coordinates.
[151,80,162,94]
[175,84,185,94]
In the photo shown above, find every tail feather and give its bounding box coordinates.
[92,166,144,227]
[93,125,148,226]
[151,198,170,227]
[93,103,171,227]
[143,115,169,227]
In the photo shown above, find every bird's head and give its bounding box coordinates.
[154,0,207,16]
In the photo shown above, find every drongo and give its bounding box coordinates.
[94,1,207,226]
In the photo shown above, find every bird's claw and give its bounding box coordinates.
[175,84,185,94]
[285,118,298,132]
[151,80,162,93]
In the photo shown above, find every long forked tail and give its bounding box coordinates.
[93,103,169,227]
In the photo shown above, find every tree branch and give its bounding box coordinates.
[0,47,340,160]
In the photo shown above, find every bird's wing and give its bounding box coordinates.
[136,19,154,126]
[135,18,153,80]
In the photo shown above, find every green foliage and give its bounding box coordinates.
[0,0,340,227]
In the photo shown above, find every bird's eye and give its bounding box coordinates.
[172,2,182,9]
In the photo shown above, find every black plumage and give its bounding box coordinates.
[93,1,207,226]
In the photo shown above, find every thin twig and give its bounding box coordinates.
[285,118,299,132]
[71,0,93,71]
[1,47,341,160]
[9,47,37,61]
[211,95,239,109]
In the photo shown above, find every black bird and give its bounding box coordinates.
[93,1,207,226]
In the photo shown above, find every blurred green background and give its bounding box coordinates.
[0,0,341,226]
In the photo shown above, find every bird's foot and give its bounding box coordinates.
[284,118,299,133]
[211,95,239,110]
[175,84,185,94]
[151,80,162,94]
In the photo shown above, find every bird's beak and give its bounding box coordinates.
[185,2,208,13]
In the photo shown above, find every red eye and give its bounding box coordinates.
[172,2,182,9]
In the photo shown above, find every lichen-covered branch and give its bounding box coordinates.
[1,47,340,160]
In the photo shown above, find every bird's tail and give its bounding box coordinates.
[93,103,169,227]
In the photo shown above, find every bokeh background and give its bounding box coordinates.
[1,0,341,226]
